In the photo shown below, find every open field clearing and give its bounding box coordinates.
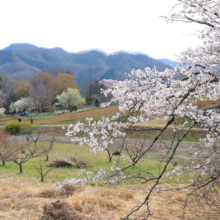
[0,142,192,184]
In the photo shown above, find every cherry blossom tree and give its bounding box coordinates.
[56,88,85,112]
[99,79,118,89]
[9,97,35,113]
[0,108,5,116]
[62,1,220,219]
[0,91,5,116]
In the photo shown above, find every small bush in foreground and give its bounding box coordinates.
[4,120,36,134]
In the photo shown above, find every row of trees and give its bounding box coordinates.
[0,70,82,113]
[0,69,115,114]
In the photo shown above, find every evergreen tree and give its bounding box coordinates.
[95,99,100,107]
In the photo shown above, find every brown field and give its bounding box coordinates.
[0,175,217,220]
[35,106,119,124]
[0,106,119,126]
[34,99,218,126]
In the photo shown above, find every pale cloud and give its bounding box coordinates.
[0,0,202,60]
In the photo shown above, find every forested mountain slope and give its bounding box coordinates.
[0,43,170,90]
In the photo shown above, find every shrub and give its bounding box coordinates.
[4,120,36,134]
[90,183,96,186]
[20,121,36,134]
[5,121,21,134]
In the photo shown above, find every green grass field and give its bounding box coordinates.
[0,142,188,185]
[38,115,113,125]
[0,117,18,121]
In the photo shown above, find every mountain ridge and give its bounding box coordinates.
[0,43,172,90]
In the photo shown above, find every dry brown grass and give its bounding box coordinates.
[37,184,85,198]
[41,200,95,220]
[196,99,219,109]
[173,194,186,202]
[0,175,218,220]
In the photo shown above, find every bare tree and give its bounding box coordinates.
[1,74,16,112]
[124,139,145,167]
[29,74,53,112]
[12,141,47,173]
[0,131,21,165]
[35,164,52,182]
[27,127,56,161]
[29,84,53,112]
[28,127,47,146]
[40,134,56,161]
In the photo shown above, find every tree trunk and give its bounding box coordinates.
[46,154,48,161]
[132,160,136,167]
[19,164,23,173]
[38,105,42,113]
[2,160,5,166]
[106,149,112,162]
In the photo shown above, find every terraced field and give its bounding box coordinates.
[0,106,119,126]
[34,106,119,124]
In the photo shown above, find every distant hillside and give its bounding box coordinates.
[3,43,38,51]
[0,43,171,90]
[158,59,178,67]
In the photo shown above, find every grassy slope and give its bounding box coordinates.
[0,142,181,185]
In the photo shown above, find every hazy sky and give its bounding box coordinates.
[0,0,202,60]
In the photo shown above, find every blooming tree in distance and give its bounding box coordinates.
[56,88,85,112]
[62,1,220,219]
[9,97,35,113]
